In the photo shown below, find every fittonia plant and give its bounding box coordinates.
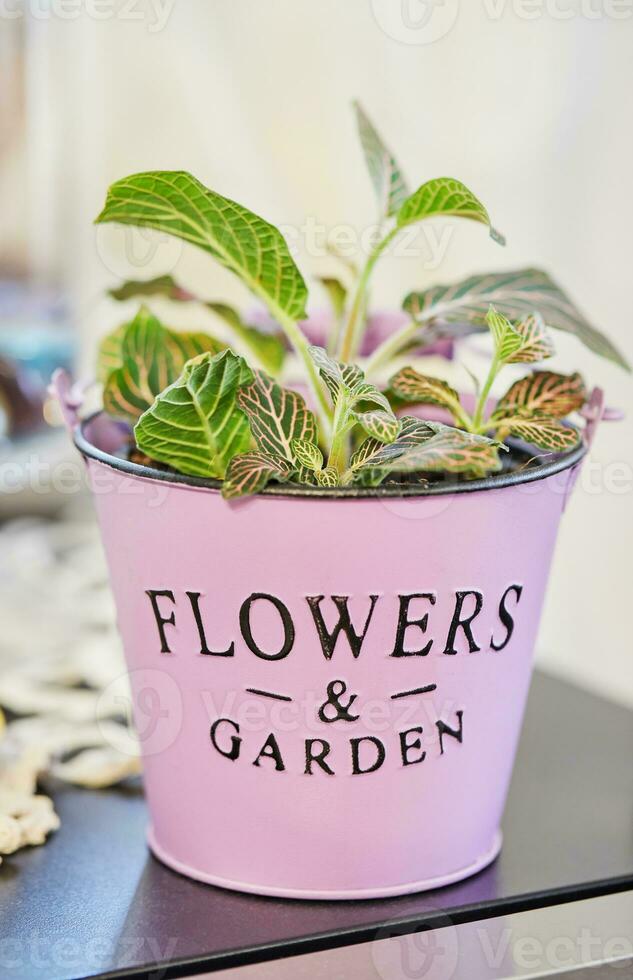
[94,104,629,498]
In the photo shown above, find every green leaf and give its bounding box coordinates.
[95,170,308,322]
[103,308,182,421]
[403,268,630,371]
[207,303,286,374]
[353,101,409,219]
[291,438,323,472]
[396,177,504,245]
[108,274,193,303]
[222,452,294,498]
[237,372,318,462]
[101,308,222,421]
[493,371,587,420]
[486,306,524,362]
[389,367,466,425]
[315,467,339,488]
[501,414,580,451]
[134,349,253,479]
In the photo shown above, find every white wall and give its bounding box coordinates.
[25,0,633,704]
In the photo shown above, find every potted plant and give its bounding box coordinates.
[53,104,626,900]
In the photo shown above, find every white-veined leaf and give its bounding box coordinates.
[222,452,294,498]
[315,467,339,488]
[352,409,400,444]
[403,268,630,370]
[96,171,308,322]
[291,438,323,471]
[134,350,253,479]
[486,306,524,362]
[237,372,318,462]
[354,101,409,219]
[396,177,504,244]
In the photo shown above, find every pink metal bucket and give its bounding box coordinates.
[55,374,598,900]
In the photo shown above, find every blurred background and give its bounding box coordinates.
[0,0,631,713]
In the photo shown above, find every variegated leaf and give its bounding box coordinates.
[505,313,555,364]
[502,415,580,451]
[493,371,587,420]
[134,350,253,479]
[380,423,503,477]
[307,346,363,404]
[315,467,339,488]
[96,171,308,323]
[350,416,437,471]
[397,177,504,245]
[354,101,409,218]
[103,308,181,420]
[237,372,317,462]
[222,452,294,498]
[403,268,629,371]
[291,438,323,472]
[486,306,524,362]
[389,367,464,423]
[353,409,400,444]
[353,419,502,479]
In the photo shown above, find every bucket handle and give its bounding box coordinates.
[48,368,87,439]
[562,387,624,510]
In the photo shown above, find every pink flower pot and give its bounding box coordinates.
[50,367,601,902]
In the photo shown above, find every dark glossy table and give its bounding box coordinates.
[1,672,632,980]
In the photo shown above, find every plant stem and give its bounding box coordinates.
[472,353,501,432]
[327,397,351,473]
[275,309,333,438]
[337,227,398,363]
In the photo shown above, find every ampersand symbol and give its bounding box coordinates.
[318,679,360,724]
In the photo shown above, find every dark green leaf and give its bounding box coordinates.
[134,349,253,479]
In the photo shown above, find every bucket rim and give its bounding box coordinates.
[74,412,587,500]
